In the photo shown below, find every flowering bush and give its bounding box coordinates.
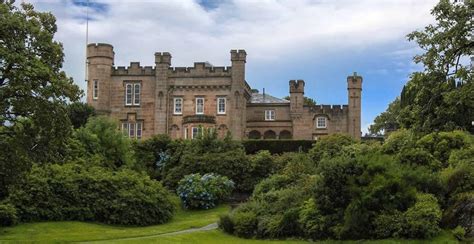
[177,173,234,209]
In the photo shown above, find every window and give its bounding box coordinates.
[316,117,327,128]
[122,122,143,139]
[125,82,140,106]
[184,127,188,139]
[265,110,275,121]
[174,98,183,115]
[134,83,140,105]
[191,127,203,139]
[217,97,226,114]
[93,80,99,100]
[196,97,204,114]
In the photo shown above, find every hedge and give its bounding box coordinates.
[242,140,314,154]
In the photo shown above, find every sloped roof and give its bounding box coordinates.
[250,93,290,104]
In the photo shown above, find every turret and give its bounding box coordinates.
[289,80,305,115]
[347,72,362,139]
[230,49,247,139]
[87,43,114,114]
[154,52,172,135]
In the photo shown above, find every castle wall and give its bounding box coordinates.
[87,43,361,141]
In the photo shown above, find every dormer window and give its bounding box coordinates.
[316,117,327,128]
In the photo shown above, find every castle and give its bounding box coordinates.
[86,43,362,140]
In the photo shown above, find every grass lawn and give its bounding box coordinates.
[0,204,463,243]
[0,205,229,242]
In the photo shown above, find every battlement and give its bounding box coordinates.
[168,62,232,78]
[289,80,305,93]
[347,72,363,89]
[87,43,114,59]
[112,62,155,76]
[231,50,247,62]
[310,104,349,115]
[155,52,172,65]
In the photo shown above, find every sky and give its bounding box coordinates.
[29,0,439,134]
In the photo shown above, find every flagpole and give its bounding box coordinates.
[85,0,89,83]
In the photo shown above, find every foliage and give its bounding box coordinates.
[0,202,18,227]
[0,1,82,198]
[67,102,95,129]
[452,226,465,241]
[369,98,401,135]
[372,1,473,134]
[7,163,176,226]
[404,193,442,239]
[73,116,134,169]
[133,134,172,179]
[177,173,234,210]
[242,140,314,154]
[308,134,355,163]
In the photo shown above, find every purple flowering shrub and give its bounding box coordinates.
[177,173,234,209]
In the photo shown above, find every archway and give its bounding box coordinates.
[263,130,276,139]
[248,130,261,139]
[279,130,292,139]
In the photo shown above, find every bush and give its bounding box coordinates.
[133,134,172,180]
[308,134,354,163]
[0,202,18,226]
[232,210,258,238]
[298,198,327,240]
[8,163,176,226]
[452,226,466,241]
[242,140,314,154]
[404,193,442,239]
[218,214,234,234]
[177,173,234,209]
[373,211,405,238]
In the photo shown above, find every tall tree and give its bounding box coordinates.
[0,0,81,198]
[372,0,473,134]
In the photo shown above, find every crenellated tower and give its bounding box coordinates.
[230,49,247,139]
[347,72,362,139]
[86,43,114,114]
[289,80,305,115]
[154,52,172,135]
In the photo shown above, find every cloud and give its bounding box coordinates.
[28,0,437,101]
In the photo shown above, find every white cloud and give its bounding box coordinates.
[28,0,438,98]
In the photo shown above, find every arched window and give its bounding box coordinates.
[263,130,276,139]
[248,130,261,139]
[279,130,292,139]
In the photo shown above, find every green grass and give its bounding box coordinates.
[0,204,463,243]
[0,205,230,242]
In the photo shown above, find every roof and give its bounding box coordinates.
[250,92,290,104]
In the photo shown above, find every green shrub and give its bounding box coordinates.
[243,140,314,154]
[404,193,442,239]
[382,129,417,154]
[416,131,473,164]
[452,226,466,241]
[309,134,354,163]
[232,210,258,238]
[0,202,18,227]
[218,214,234,234]
[8,163,176,226]
[132,134,172,180]
[397,148,441,170]
[177,173,234,209]
[298,198,327,239]
[373,211,405,238]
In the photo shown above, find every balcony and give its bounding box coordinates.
[183,115,216,124]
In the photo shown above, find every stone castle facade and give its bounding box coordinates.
[86,43,362,140]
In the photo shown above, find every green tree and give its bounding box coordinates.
[67,102,95,129]
[373,0,473,134]
[0,1,81,198]
[369,98,401,135]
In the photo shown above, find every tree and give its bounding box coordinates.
[373,0,473,134]
[0,1,81,198]
[67,102,95,129]
[369,98,401,135]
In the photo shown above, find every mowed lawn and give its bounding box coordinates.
[0,204,461,243]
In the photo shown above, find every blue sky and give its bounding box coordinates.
[30,0,438,134]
